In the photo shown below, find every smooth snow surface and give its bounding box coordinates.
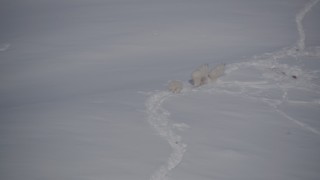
[1,0,320,180]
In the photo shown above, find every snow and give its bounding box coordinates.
[1,0,320,180]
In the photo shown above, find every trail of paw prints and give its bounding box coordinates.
[146,91,188,180]
[296,0,319,51]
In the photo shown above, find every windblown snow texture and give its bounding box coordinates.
[0,43,10,51]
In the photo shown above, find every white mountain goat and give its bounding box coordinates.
[168,80,183,93]
[191,64,209,87]
[208,64,225,82]
[191,63,225,87]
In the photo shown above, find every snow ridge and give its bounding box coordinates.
[146,91,187,180]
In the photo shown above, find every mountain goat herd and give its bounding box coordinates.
[168,63,225,93]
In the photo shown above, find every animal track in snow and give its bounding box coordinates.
[146,92,187,180]
[146,1,320,179]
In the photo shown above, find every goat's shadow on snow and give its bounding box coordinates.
[188,79,194,86]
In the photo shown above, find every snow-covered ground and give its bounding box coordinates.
[1,0,320,179]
